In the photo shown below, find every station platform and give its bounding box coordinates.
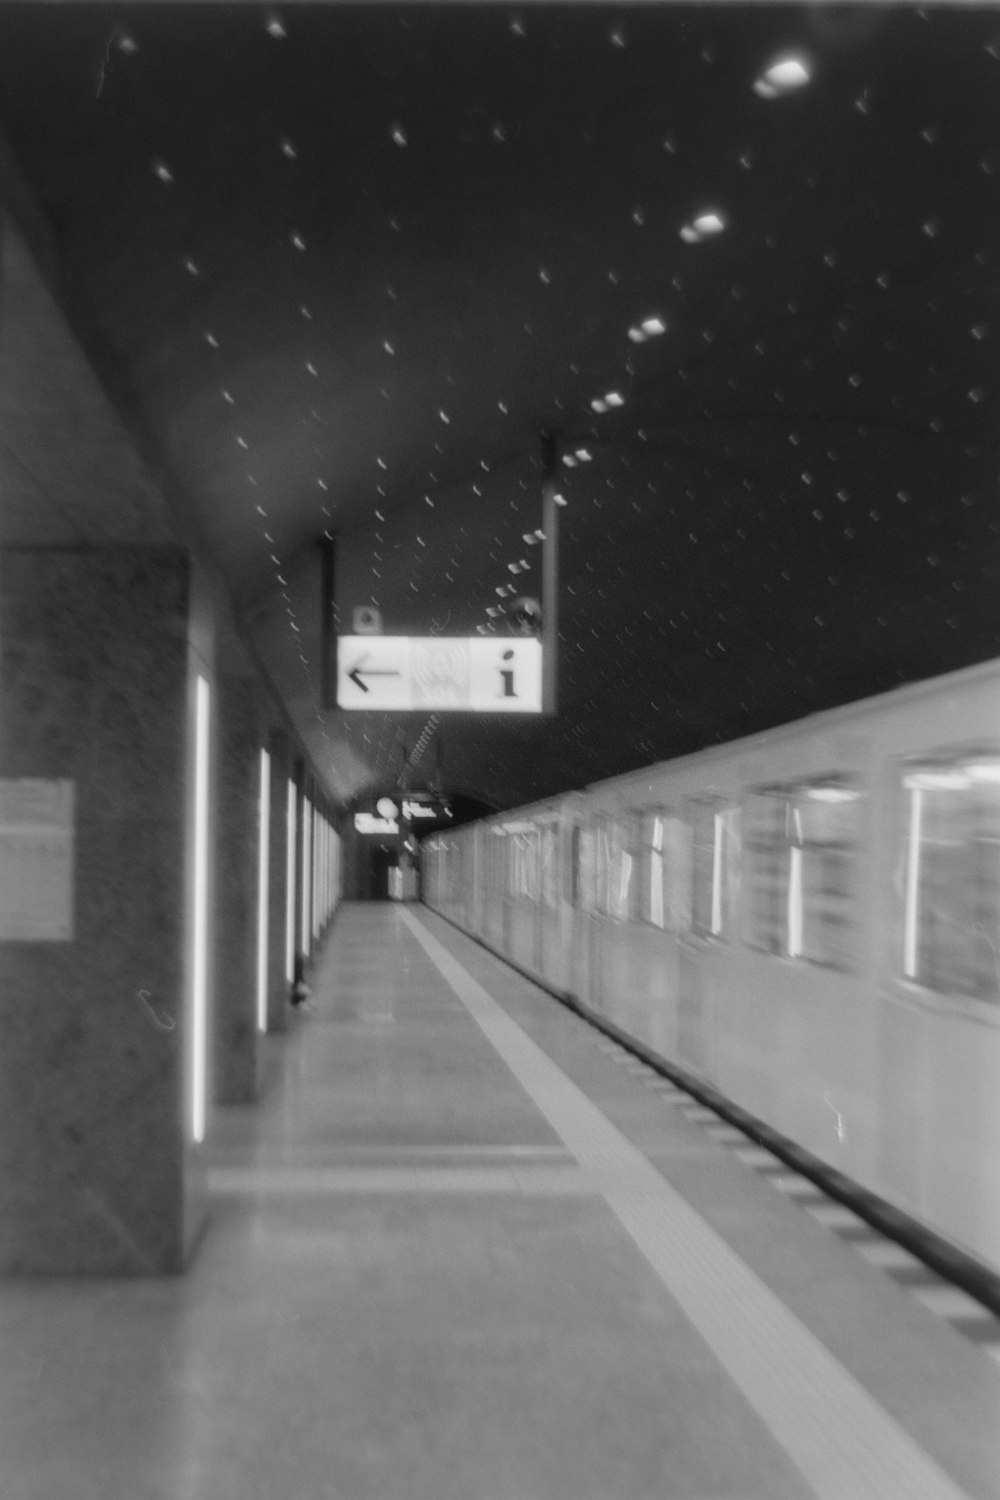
[4,901,1000,1500]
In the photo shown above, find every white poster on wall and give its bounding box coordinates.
[0,779,75,941]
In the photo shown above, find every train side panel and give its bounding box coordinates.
[422,661,1000,1273]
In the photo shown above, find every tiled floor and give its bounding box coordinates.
[2,901,998,1500]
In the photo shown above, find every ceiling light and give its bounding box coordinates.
[591,399,609,414]
[681,212,727,244]
[641,317,666,336]
[574,448,592,462]
[265,11,286,38]
[754,55,811,99]
[563,454,578,467]
[605,391,625,408]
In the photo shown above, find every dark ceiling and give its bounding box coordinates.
[1,4,998,810]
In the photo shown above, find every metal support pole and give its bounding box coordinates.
[319,534,337,711]
[541,430,560,716]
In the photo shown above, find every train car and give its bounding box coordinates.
[422,658,1000,1277]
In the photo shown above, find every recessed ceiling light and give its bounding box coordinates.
[754,55,811,98]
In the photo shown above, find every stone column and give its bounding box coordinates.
[213,673,263,1104]
[0,544,209,1273]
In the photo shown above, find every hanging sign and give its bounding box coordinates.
[354,813,399,835]
[336,636,542,713]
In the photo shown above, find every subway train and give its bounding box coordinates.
[422,659,1000,1278]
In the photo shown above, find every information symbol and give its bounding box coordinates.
[500,649,517,698]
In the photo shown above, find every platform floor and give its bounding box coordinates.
[3,901,999,1500]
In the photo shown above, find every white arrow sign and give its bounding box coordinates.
[336,636,543,712]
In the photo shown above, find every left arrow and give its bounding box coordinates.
[347,655,401,694]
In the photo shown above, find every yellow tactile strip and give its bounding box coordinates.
[402,907,973,1500]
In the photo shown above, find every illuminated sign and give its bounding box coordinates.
[403,800,445,820]
[336,636,542,712]
[355,813,399,835]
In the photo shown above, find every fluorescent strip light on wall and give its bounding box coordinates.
[192,674,211,1144]
[285,781,297,984]
[301,799,312,955]
[256,749,271,1032]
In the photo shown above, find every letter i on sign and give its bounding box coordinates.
[500,650,517,698]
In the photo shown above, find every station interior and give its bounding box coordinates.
[1,6,999,1499]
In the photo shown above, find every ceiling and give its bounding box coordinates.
[1,3,998,811]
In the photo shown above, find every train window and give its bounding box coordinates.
[486,828,504,898]
[744,778,860,968]
[902,757,1000,1001]
[511,824,540,900]
[744,792,788,954]
[639,810,690,929]
[578,823,598,912]
[690,801,741,939]
[566,824,582,907]
[540,820,559,908]
[591,815,631,920]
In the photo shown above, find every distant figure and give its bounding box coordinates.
[291,952,314,1010]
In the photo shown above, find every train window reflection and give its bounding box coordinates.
[691,801,741,939]
[567,824,582,907]
[745,778,860,969]
[541,819,559,908]
[638,809,690,930]
[902,756,1000,1000]
[510,824,541,901]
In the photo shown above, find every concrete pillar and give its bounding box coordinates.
[266,729,291,1034]
[0,544,209,1273]
[213,673,264,1104]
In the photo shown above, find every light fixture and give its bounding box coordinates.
[285,782,296,983]
[191,676,211,1144]
[256,750,270,1032]
[754,55,811,99]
